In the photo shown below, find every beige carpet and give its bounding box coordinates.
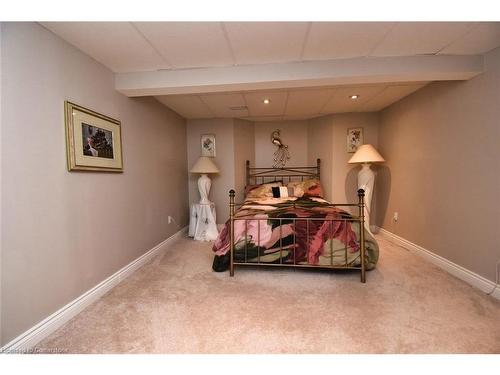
[38,234,500,353]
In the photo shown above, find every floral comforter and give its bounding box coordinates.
[212,196,379,272]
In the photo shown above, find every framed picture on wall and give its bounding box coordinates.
[201,134,216,157]
[64,101,123,172]
[347,127,363,153]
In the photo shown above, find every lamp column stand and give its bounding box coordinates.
[357,163,375,234]
[197,174,211,205]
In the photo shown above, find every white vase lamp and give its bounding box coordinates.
[348,144,385,234]
[190,156,220,205]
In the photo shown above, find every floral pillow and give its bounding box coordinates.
[245,182,283,198]
[287,179,323,198]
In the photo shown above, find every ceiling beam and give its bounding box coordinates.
[115,55,484,96]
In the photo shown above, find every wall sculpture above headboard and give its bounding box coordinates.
[270,129,290,168]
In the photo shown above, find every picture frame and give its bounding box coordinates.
[64,101,123,172]
[201,134,216,157]
[347,127,363,153]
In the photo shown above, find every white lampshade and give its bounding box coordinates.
[348,144,385,164]
[190,156,220,174]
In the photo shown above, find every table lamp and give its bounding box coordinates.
[190,156,220,205]
[348,144,385,233]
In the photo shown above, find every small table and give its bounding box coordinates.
[188,202,219,241]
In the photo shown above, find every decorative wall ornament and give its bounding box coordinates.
[347,127,364,153]
[201,134,216,157]
[270,129,290,168]
[64,101,123,172]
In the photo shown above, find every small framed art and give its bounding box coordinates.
[347,127,363,153]
[201,134,216,157]
[64,101,123,172]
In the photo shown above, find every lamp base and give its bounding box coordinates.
[358,163,374,234]
[198,174,212,205]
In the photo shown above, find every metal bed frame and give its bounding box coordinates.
[228,159,367,283]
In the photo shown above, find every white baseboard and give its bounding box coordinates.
[0,226,188,353]
[376,227,500,300]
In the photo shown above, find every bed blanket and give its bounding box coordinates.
[212,197,379,272]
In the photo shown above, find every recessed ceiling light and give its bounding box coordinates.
[349,95,360,100]
[263,99,271,104]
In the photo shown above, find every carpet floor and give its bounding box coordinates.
[39,234,500,353]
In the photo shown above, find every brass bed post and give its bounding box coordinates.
[358,189,366,283]
[229,189,235,277]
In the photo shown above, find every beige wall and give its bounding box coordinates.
[254,121,308,167]
[187,119,235,223]
[186,115,380,222]
[307,115,334,201]
[186,118,255,223]
[1,22,189,345]
[377,46,500,282]
[307,113,380,215]
[233,119,255,203]
[331,113,380,211]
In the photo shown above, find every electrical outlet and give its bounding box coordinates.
[393,212,399,222]
[168,216,173,224]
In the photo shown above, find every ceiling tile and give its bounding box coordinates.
[244,91,288,116]
[439,22,500,55]
[155,95,214,118]
[199,93,249,118]
[303,22,394,60]
[224,22,309,65]
[285,88,336,116]
[371,22,477,57]
[360,84,428,111]
[133,22,234,69]
[321,85,387,114]
[40,22,168,72]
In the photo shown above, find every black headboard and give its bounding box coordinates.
[245,159,321,185]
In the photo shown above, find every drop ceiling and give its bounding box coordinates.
[40,22,500,121]
[41,22,500,72]
[155,82,428,121]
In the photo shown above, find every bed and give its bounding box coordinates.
[212,159,379,283]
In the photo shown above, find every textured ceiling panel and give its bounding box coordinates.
[41,22,168,72]
[360,84,428,111]
[155,95,214,118]
[303,22,394,60]
[199,93,248,117]
[244,91,288,116]
[133,22,234,69]
[439,23,500,55]
[371,22,477,56]
[285,88,336,116]
[224,22,309,65]
[321,85,387,114]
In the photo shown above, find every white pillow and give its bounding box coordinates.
[279,186,289,198]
